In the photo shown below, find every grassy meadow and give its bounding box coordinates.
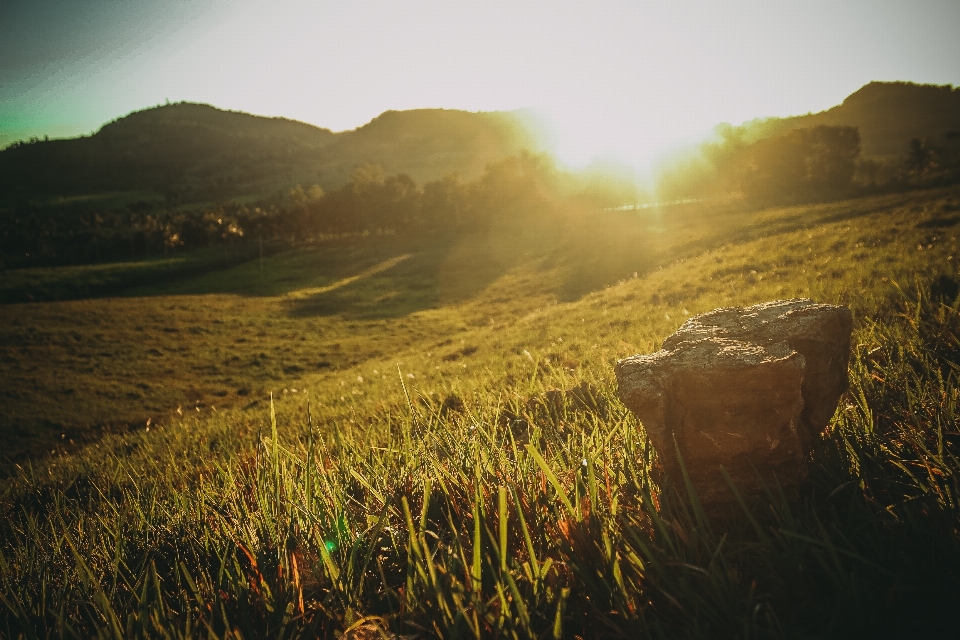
[0,243,266,304]
[2,185,960,637]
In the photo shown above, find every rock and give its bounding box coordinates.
[615,299,852,508]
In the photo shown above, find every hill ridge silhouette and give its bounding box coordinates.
[3,81,958,209]
[0,103,537,207]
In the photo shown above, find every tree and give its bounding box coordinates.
[422,173,469,231]
[800,127,856,186]
[382,173,420,231]
[907,137,938,176]
[741,126,860,205]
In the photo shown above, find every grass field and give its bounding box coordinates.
[0,197,752,462]
[0,244,263,304]
[2,186,960,637]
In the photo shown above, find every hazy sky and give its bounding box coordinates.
[2,0,958,171]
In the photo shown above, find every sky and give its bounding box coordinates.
[2,0,959,174]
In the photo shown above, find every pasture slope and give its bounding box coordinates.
[2,185,960,638]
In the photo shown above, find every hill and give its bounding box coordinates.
[0,103,538,209]
[313,109,541,188]
[656,81,960,203]
[5,81,956,217]
[742,81,960,162]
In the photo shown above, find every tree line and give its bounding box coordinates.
[1,152,620,269]
[657,125,960,206]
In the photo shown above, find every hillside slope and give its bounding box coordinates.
[0,103,538,208]
[742,81,960,161]
[314,109,539,187]
[3,186,960,637]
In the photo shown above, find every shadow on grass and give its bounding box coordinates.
[284,230,533,319]
[547,202,755,302]
[548,186,960,304]
[0,244,263,304]
[126,239,409,298]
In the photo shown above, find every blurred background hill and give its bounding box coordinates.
[740,81,960,162]
[0,103,537,209]
[656,81,960,204]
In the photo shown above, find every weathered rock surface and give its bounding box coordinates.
[615,299,852,508]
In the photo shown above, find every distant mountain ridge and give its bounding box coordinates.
[741,81,960,161]
[2,82,957,212]
[97,102,338,145]
[0,103,538,208]
[312,108,539,185]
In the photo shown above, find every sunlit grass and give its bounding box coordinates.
[2,186,960,636]
[5,187,956,463]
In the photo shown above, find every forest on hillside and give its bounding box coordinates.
[657,123,960,205]
[657,82,960,204]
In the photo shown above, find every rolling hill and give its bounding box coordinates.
[0,103,539,209]
[741,81,960,162]
[3,82,957,213]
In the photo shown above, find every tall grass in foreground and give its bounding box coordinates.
[2,281,960,638]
